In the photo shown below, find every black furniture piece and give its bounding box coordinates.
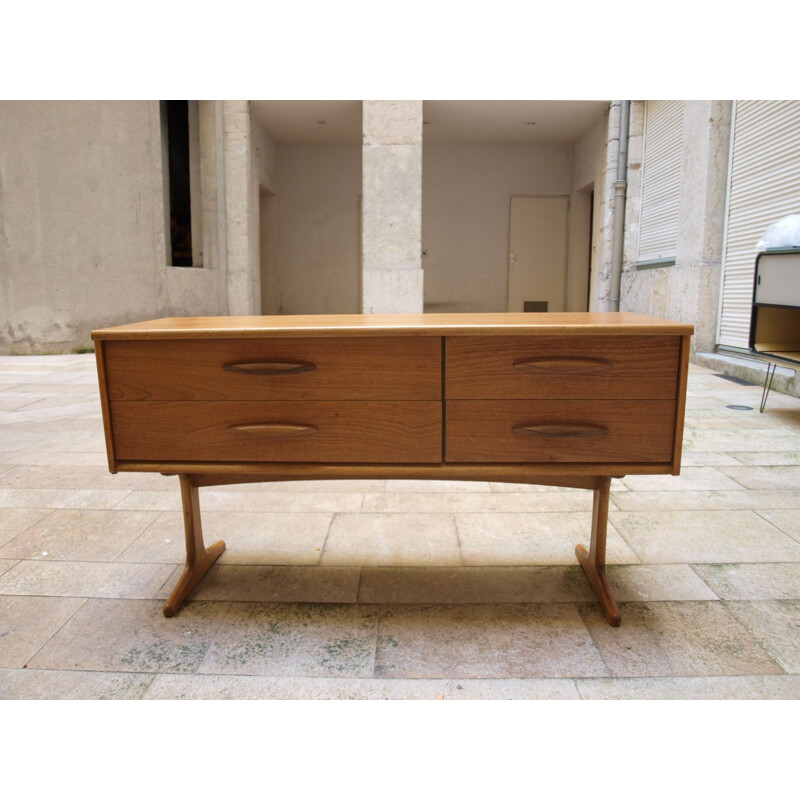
[749,249,800,411]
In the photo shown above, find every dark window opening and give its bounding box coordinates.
[164,100,193,266]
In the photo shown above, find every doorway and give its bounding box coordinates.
[507,195,569,312]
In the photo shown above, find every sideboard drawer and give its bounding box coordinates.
[105,337,441,402]
[445,336,680,399]
[111,400,442,463]
[445,400,676,463]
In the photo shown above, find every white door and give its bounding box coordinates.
[507,195,569,312]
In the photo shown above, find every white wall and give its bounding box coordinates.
[251,115,280,314]
[0,100,223,353]
[421,141,572,312]
[276,143,361,314]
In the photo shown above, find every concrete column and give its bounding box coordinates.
[361,100,424,313]
[222,100,259,315]
[676,100,732,268]
[590,102,622,312]
[619,100,733,353]
[671,100,732,351]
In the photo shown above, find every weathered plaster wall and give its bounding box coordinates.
[421,141,572,312]
[0,100,223,353]
[0,101,160,351]
[620,100,733,352]
[276,143,361,314]
[252,116,279,192]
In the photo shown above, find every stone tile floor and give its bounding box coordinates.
[1,353,800,700]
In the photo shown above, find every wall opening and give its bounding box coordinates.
[250,100,362,314]
[421,101,600,313]
[161,100,201,267]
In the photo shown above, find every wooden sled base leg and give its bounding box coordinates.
[575,476,621,627]
[163,475,226,618]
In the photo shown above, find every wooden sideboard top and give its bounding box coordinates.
[92,312,694,340]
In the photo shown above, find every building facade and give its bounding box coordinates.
[1,99,798,394]
[621,99,800,395]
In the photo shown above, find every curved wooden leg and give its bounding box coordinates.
[575,476,621,626]
[163,474,226,617]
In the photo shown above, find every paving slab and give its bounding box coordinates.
[610,510,800,563]
[321,513,461,567]
[580,601,784,678]
[455,512,639,566]
[374,603,609,679]
[0,668,154,699]
[143,674,580,700]
[28,598,225,674]
[0,509,160,562]
[196,602,380,678]
[576,674,800,699]
[0,595,85,668]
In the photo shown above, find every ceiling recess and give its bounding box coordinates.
[250,100,610,144]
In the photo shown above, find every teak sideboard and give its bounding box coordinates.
[92,312,693,626]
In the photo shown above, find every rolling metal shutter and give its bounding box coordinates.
[637,100,684,263]
[717,100,800,349]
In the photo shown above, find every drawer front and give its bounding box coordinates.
[446,400,676,463]
[105,337,441,401]
[111,401,442,463]
[445,336,679,399]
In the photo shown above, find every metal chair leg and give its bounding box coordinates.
[760,362,776,413]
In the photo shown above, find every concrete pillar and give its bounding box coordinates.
[619,100,733,353]
[671,100,732,351]
[676,100,732,267]
[361,101,424,313]
[222,100,259,315]
[590,102,622,312]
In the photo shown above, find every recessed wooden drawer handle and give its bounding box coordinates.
[224,360,316,375]
[513,357,613,374]
[512,423,609,438]
[229,423,319,438]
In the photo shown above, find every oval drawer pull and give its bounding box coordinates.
[513,423,609,438]
[224,360,316,375]
[229,423,319,438]
[513,357,613,374]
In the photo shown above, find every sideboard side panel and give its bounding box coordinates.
[671,334,692,475]
[94,340,118,473]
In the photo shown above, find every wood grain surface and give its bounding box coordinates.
[92,312,694,340]
[104,337,441,401]
[445,399,676,463]
[111,400,443,463]
[445,335,680,399]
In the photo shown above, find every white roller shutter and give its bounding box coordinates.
[718,100,800,349]
[637,100,684,264]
